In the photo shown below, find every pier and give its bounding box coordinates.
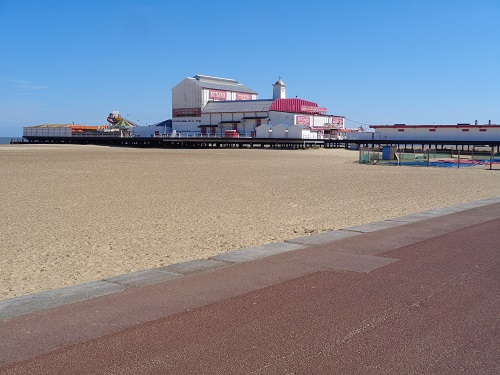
[21,135,331,149]
[16,134,500,151]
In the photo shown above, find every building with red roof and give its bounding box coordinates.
[171,75,344,138]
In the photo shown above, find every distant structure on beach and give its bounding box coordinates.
[22,73,499,146]
[171,74,346,139]
[23,74,347,141]
[348,122,500,143]
[22,124,105,138]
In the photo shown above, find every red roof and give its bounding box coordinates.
[270,98,321,114]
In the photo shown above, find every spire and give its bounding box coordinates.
[273,77,286,99]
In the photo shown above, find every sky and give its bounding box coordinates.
[1,0,499,136]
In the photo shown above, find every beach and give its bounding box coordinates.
[1,144,499,301]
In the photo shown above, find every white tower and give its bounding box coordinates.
[272,77,286,99]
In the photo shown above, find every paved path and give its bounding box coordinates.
[1,199,499,374]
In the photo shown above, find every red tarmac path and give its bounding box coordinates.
[1,202,499,374]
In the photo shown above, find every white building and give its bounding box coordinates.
[172,75,345,138]
[255,123,319,139]
[255,124,273,138]
[270,124,287,138]
[199,95,344,138]
[171,75,258,132]
[200,99,275,137]
[23,124,72,138]
[132,125,168,138]
[370,123,500,142]
[288,124,317,139]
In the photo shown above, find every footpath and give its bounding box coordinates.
[1,197,499,374]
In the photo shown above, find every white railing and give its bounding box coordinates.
[157,133,255,139]
[72,133,128,138]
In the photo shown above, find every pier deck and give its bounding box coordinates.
[18,135,500,150]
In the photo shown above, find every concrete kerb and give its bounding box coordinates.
[341,220,408,233]
[211,242,305,263]
[286,230,361,245]
[384,211,443,223]
[0,281,126,321]
[104,259,231,288]
[104,269,182,288]
[1,196,499,321]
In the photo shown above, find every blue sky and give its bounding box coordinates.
[1,0,499,136]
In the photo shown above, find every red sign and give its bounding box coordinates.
[296,115,311,126]
[331,116,344,125]
[300,105,327,114]
[236,92,252,100]
[209,90,227,100]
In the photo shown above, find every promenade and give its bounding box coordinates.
[1,198,499,374]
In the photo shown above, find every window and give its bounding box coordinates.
[398,129,405,132]
[462,129,469,132]
[429,129,436,132]
[479,129,487,132]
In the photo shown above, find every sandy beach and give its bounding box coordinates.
[1,144,499,300]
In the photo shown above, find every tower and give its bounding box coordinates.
[272,77,286,99]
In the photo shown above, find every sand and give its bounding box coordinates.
[1,144,499,300]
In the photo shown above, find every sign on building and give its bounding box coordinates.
[331,116,344,125]
[209,90,227,100]
[296,115,311,126]
[173,108,202,117]
[236,92,252,100]
[300,105,327,114]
